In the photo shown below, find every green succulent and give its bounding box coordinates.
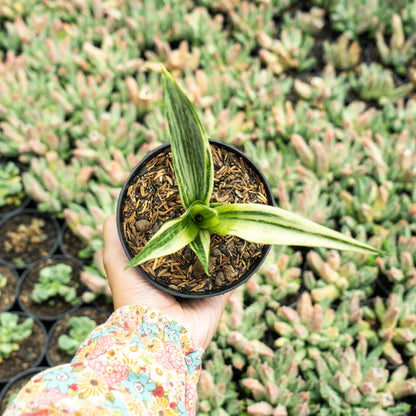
[349,63,413,105]
[126,70,379,276]
[363,285,416,366]
[198,346,243,416]
[58,316,97,355]
[376,14,416,75]
[242,346,319,415]
[31,263,80,307]
[304,249,378,304]
[323,34,361,70]
[0,161,24,208]
[307,336,414,415]
[265,293,365,373]
[257,27,316,74]
[0,312,33,363]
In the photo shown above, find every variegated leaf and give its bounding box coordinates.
[207,204,381,255]
[162,68,214,208]
[126,211,199,268]
[189,230,211,275]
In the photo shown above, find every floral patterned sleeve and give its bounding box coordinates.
[5,305,203,416]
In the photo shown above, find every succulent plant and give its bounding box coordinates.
[0,161,24,208]
[305,249,378,304]
[0,312,33,363]
[349,63,413,105]
[265,293,365,373]
[283,7,326,36]
[58,316,98,356]
[362,285,416,366]
[64,183,119,253]
[197,345,243,416]
[31,263,80,307]
[330,0,391,38]
[306,336,414,414]
[257,27,316,74]
[376,234,416,288]
[323,34,361,70]
[126,69,379,276]
[376,14,416,75]
[4,218,47,266]
[293,65,350,108]
[242,346,318,416]
[246,246,303,308]
[22,154,91,215]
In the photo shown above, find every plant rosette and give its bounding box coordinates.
[0,367,48,414]
[0,262,19,312]
[59,222,90,263]
[0,209,60,269]
[118,140,274,297]
[0,161,30,220]
[117,69,381,298]
[0,312,47,384]
[46,307,110,367]
[18,256,84,321]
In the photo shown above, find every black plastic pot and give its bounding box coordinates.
[0,209,60,270]
[0,366,48,414]
[117,140,275,299]
[0,260,19,312]
[17,255,84,322]
[0,312,47,384]
[46,307,111,367]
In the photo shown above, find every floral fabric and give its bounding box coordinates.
[4,305,203,416]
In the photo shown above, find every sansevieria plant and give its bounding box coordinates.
[126,68,380,275]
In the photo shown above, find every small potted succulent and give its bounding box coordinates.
[46,308,109,366]
[0,312,46,383]
[0,209,59,268]
[117,69,380,298]
[18,256,83,320]
[0,161,28,218]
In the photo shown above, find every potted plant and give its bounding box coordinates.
[0,312,46,383]
[18,256,83,321]
[46,308,109,366]
[117,69,380,298]
[0,209,60,269]
[0,161,29,219]
[0,262,18,312]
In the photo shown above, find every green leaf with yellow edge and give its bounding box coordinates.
[126,207,200,269]
[189,230,211,275]
[207,204,381,255]
[162,67,214,209]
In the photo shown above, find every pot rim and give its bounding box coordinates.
[117,139,275,299]
[0,366,48,413]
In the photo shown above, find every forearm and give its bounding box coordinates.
[5,305,203,415]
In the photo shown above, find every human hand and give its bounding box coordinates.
[103,214,232,349]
